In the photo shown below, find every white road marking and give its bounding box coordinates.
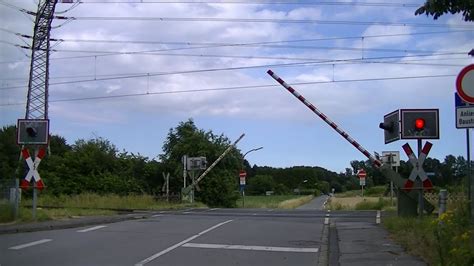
[252,213,257,216]
[207,208,219,211]
[376,210,381,224]
[9,239,52,250]
[77,225,107,233]
[325,213,330,217]
[327,210,331,213]
[135,219,233,266]
[324,217,329,225]
[182,243,319,253]
[152,214,163,218]
[183,212,192,214]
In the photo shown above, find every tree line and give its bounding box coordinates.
[0,119,468,207]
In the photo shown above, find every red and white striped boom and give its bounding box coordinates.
[267,69,382,167]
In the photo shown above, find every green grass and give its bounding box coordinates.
[240,195,311,209]
[22,193,205,211]
[0,203,15,223]
[383,202,474,266]
[1,193,206,223]
[354,197,392,210]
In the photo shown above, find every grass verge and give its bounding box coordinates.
[383,201,474,266]
[0,193,206,224]
[327,196,395,211]
[240,195,313,209]
[24,193,205,210]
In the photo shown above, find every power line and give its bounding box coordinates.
[56,15,474,28]
[73,1,420,8]
[0,73,456,107]
[2,28,472,65]
[0,52,467,90]
[0,52,467,91]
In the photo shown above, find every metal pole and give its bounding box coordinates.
[439,189,447,217]
[32,179,37,220]
[242,190,245,208]
[183,155,187,189]
[166,174,169,202]
[191,171,195,203]
[418,139,424,217]
[467,129,473,225]
[14,178,19,220]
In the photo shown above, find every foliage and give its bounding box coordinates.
[383,200,474,266]
[160,119,241,207]
[415,0,474,21]
[246,175,276,195]
[0,202,14,223]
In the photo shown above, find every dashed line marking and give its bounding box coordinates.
[182,243,319,253]
[77,225,107,233]
[152,214,163,218]
[376,210,381,224]
[9,239,52,250]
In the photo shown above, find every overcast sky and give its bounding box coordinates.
[1,0,473,173]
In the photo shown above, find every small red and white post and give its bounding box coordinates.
[357,169,367,197]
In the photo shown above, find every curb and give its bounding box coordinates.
[0,214,149,235]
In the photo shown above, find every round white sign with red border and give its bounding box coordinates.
[456,64,474,103]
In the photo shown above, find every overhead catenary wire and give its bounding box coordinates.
[0,52,467,91]
[55,15,474,29]
[1,28,472,65]
[0,73,457,107]
[72,1,421,8]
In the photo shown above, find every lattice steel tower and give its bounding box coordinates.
[25,0,58,120]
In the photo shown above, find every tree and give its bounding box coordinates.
[0,125,20,181]
[415,0,474,21]
[160,119,241,207]
[246,175,275,195]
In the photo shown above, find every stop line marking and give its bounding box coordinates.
[182,243,319,253]
[9,239,52,250]
[135,219,233,266]
[77,225,107,233]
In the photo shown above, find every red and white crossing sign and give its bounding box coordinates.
[402,142,433,191]
[239,170,246,185]
[20,148,46,190]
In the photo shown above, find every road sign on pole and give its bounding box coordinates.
[20,148,46,190]
[402,142,433,191]
[456,64,474,103]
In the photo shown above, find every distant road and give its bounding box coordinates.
[297,195,330,210]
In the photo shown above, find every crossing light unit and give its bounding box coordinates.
[400,109,439,139]
[379,110,400,144]
[17,119,49,145]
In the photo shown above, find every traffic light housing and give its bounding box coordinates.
[400,109,439,139]
[379,110,400,144]
[17,119,49,145]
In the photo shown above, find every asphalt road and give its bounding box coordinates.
[0,208,330,266]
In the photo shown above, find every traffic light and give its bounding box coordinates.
[379,110,400,144]
[400,109,439,139]
[17,119,49,145]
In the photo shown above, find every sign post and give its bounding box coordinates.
[239,170,246,207]
[455,64,474,225]
[357,169,367,197]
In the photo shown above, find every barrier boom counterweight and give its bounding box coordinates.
[267,70,382,167]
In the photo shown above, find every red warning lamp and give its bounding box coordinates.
[415,118,425,131]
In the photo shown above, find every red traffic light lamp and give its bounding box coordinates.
[415,118,425,131]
